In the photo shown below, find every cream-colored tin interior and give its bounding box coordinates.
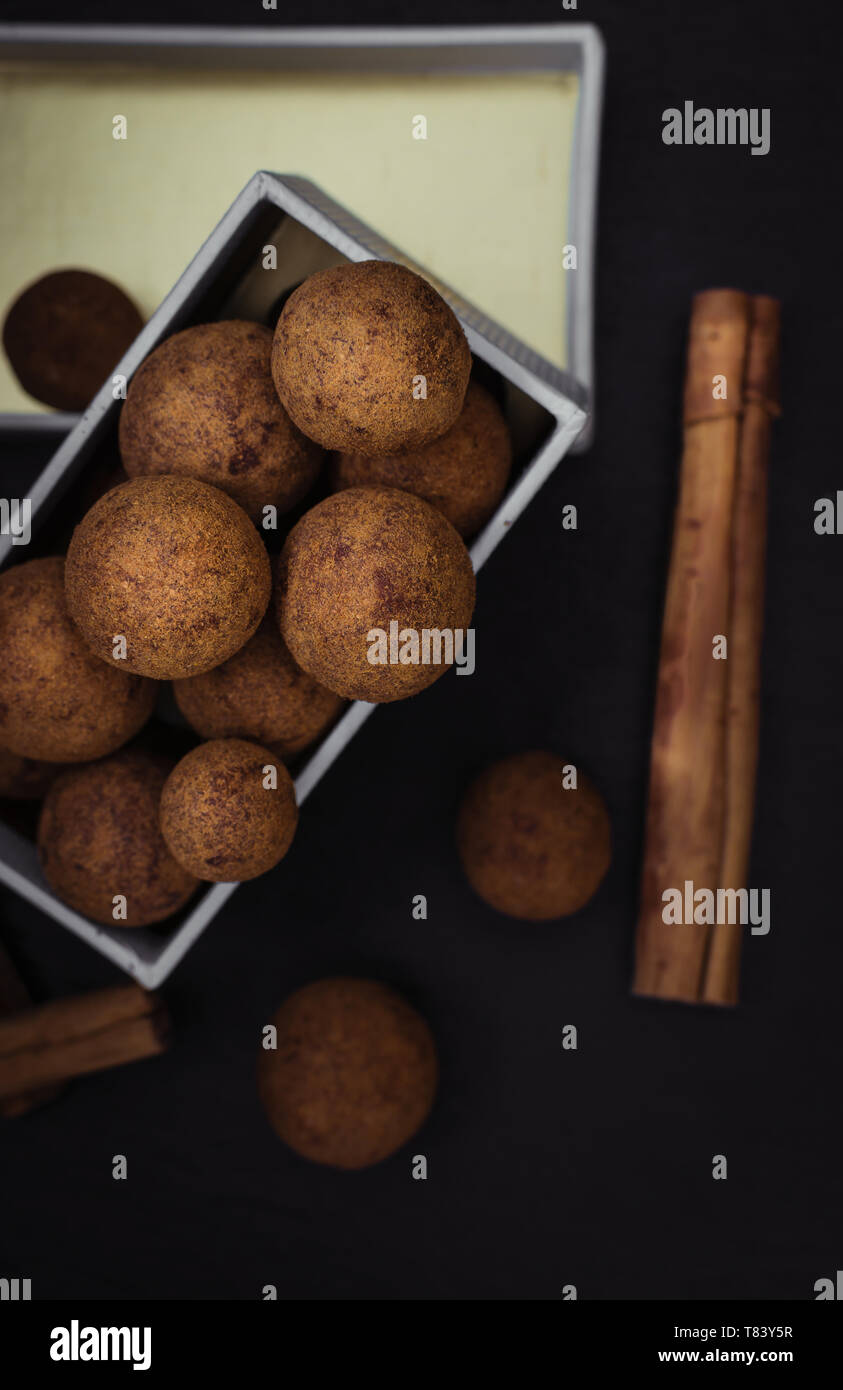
[0,64,578,413]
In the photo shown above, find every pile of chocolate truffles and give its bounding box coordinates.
[1,262,616,1174]
[0,259,516,929]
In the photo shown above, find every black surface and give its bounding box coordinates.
[1,0,841,1302]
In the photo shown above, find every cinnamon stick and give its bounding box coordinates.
[0,984,169,1101]
[0,937,62,1118]
[702,296,781,1004]
[633,290,751,1002]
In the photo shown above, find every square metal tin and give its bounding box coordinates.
[0,171,591,987]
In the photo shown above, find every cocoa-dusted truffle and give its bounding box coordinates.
[457,751,611,920]
[64,476,271,680]
[0,557,157,762]
[276,486,476,703]
[37,749,199,927]
[159,738,298,882]
[173,617,344,758]
[331,381,512,537]
[119,321,323,521]
[2,269,143,411]
[271,261,471,455]
[0,746,60,800]
[258,977,438,1169]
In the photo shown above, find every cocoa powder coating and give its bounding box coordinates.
[257,977,438,1170]
[276,485,476,702]
[271,261,471,454]
[457,751,612,920]
[64,476,271,680]
[173,617,344,758]
[331,381,512,536]
[119,321,323,520]
[0,557,157,762]
[37,749,199,927]
[159,738,298,882]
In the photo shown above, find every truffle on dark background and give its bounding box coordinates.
[457,751,611,920]
[258,977,438,1170]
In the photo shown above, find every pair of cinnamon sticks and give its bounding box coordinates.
[633,289,781,1006]
[0,939,168,1114]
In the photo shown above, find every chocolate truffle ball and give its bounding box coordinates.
[0,746,60,800]
[159,738,298,882]
[271,261,471,455]
[0,557,157,762]
[2,269,143,411]
[258,978,438,1169]
[173,617,344,758]
[276,486,476,703]
[65,476,271,680]
[119,321,323,521]
[37,749,199,927]
[457,751,611,920]
[331,381,512,537]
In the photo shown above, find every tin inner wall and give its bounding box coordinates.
[0,63,578,414]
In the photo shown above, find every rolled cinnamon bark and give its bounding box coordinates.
[633,290,751,1002]
[0,984,169,1101]
[702,296,781,1005]
[0,938,62,1118]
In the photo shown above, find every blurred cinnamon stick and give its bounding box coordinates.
[702,296,781,1004]
[0,984,169,1101]
[633,290,751,1002]
[0,938,62,1117]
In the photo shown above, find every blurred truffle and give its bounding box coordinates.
[2,268,143,411]
[457,751,611,919]
[258,977,438,1169]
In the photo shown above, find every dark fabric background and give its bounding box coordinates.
[1,0,840,1300]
